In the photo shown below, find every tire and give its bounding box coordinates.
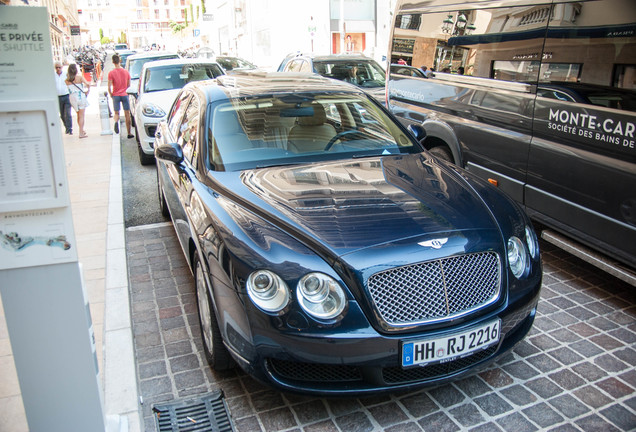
[195,256,233,370]
[157,171,170,218]
[428,145,454,164]
[138,142,154,165]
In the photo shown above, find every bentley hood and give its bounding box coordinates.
[224,153,504,259]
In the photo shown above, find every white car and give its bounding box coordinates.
[128,59,225,165]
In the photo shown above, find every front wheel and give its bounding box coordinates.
[195,256,233,370]
[428,145,454,164]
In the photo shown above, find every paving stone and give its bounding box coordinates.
[548,369,586,391]
[368,402,408,427]
[291,400,329,424]
[548,394,590,419]
[399,392,440,417]
[501,384,537,406]
[448,403,484,428]
[597,377,634,399]
[384,421,423,432]
[428,385,465,407]
[453,376,492,398]
[334,411,374,432]
[418,412,460,432]
[473,393,513,417]
[575,414,621,432]
[303,420,339,432]
[496,412,537,432]
[522,402,564,428]
[258,407,297,432]
[502,360,540,380]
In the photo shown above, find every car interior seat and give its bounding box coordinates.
[287,104,336,153]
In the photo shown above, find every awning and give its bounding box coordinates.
[447,24,636,46]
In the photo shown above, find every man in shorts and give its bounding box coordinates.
[108,54,134,139]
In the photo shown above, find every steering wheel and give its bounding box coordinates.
[324,130,369,151]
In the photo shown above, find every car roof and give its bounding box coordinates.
[141,58,222,70]
[127,51,179,61]
[187,71,365,100]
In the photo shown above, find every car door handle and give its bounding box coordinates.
[155,131,162,139]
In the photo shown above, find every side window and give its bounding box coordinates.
[178,96,200,164]
[167,92,191,139]
[539,0,636,111]
[390,6,547,82]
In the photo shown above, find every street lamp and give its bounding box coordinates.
[438,11,475,71]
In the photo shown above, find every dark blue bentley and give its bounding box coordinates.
[154,72,542,395]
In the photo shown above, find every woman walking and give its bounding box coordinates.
[66,63,91,138]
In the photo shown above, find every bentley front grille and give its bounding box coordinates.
[367,252,501,326]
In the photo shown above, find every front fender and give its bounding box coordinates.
[421,119,464,167]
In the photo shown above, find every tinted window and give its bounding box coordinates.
[128,54,179,79]
[144,64,223,92]
[207,93,416,171]
[167,92,191,139]
[312,60,385,88]
[180,96,200,164]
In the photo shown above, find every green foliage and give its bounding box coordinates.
[101,36,111,45]
[118,31,127,44]
[185,9,189,27]
[201,0,206,14]
[169,20,186,34]
[190,4,194,21]
[99,28,104,40]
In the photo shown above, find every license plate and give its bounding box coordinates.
[402,319,501,367]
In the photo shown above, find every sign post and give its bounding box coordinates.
[0,7,106,431]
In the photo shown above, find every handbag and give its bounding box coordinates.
[69,83,87,111]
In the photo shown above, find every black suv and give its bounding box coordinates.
[277,53,386,102]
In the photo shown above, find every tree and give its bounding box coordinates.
[201,0,206,14]
[169,20,186,35]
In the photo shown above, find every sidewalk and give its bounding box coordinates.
[0,81,140,431]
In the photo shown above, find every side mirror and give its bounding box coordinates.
[407,124,427,142]
[127,86,138,97]
[155,142,184,164]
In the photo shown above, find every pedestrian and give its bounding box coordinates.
[55,62,73,135]
[108,54,134,139]
[65,63,91,138]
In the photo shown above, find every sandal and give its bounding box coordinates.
[80,132,88,138]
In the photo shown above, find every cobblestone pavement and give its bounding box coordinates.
[126,222,636,432]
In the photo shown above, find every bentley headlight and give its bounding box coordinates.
[507,236,529,279]
[297,273,346,320]
[142,103,166,118]
[247,270,289,314]
[525,225,539,259]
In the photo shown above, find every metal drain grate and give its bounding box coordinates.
[153,390,234,432]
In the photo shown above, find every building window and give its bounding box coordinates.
[137,9,143,19]
[155,9,160,19]
[136,0,142,6]
[166,9,170,19]
[98,13,102,21]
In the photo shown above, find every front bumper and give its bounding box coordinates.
[224,288,540,396]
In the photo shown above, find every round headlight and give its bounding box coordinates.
[507,236,528,279]
[247,270,289,314]
[525,225,539,259]
[297,273,346,320]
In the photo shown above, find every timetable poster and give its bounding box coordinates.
[0,110,56,205]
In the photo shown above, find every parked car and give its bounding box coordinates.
[113,43,129,52]
[277,53,386,102]
[117,49,137,67]
[154,72,542,395]
[125,51,180,119]
[128,59,224,165]
[390,64,427,78]
[214,55,258,73]
[387,0,636,277]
